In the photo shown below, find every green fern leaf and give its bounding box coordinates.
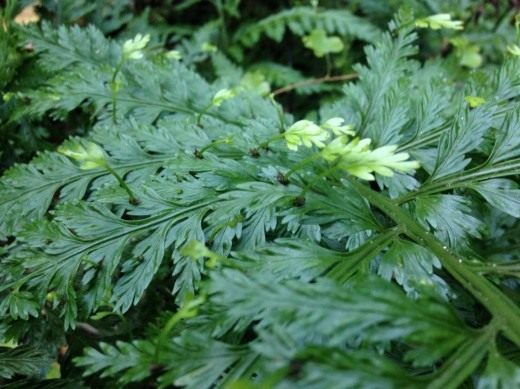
[236,7,380,48]
[0,346,51,379]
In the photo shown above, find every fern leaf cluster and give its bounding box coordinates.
[235,6,381,47]
[1,1,520,387]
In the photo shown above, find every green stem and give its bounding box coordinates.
[196,138,231,157]
[325,53,332,77]
[426,323,496,389]
[328,227,401,283]
[154,296,205,362]
[269,96,286,132]
[154,313,184,362]
[299,157,342,196]
[104,164,138,204]
[197,103,213,126]
[111,59,124,125]
[285,153,322,179]
[349,179,520,347]
[397,158,520,204]
[398,125,450,152]
[214,0,229,47]
[258,133,285,149]
[468,260,520,277]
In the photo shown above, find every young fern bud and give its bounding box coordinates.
[337,143,420,180]
[415,14,463,30]
[57,141,107,170]
[507,44,520,56]
[464,96,486,108]
[284,118,419,180]
[111,34,150,125]
[165,50,182,60]
[180,240,221,268]
[321,117,355,136]
[283,120,330,150]
[58,141,139,204]
[212,88,236,107]
[122,33,150,60]
[322,137,419,180]
[302,29,344,58]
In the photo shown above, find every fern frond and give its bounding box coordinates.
[22,22,119,71]
[0,346,51,379]
[74,340,155,384]
[2,13,520,388]
[75,332,253,388]
[235,6,381,47]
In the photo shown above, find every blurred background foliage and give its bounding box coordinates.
[1,0,519,171]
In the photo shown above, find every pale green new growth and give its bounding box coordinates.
[321,117,355,136]
[321,136,419,180]
[122,33,150,59]
[415,14,463,30]
[166,50,182,60]
[283,119,330,150]
[180,241,221,268]
[302,29,344,57]
[464,95,486,108]
[283,117,419,180]
[57,141,107,170]
[201,41,218,53]
[211,88,236,107]
[507,44,520,56]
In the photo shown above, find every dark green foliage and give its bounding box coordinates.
[0,346,51,379]
[1,0,520,387]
